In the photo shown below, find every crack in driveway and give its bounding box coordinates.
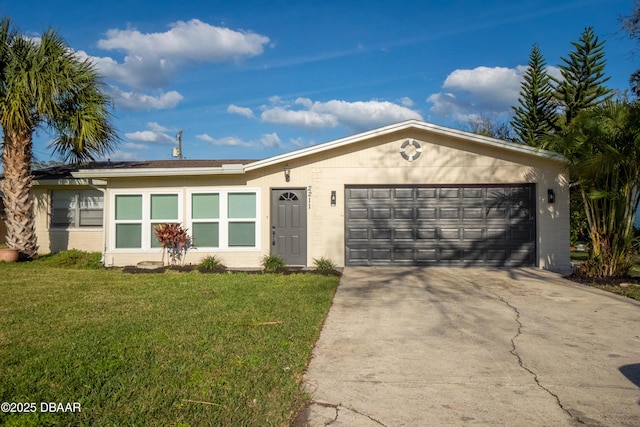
[486,287,579,423]
[306,400,388,426]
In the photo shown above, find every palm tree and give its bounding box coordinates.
[0,18,118,259]
[544,100,640,278]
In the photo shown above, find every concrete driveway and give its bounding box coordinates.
[295,267,640,426]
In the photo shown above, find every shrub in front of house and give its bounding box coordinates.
[261,254,286,273]
[197,255,226,273]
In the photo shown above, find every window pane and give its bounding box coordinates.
[51,209,75,227]
[192,222,219,247]
[192,193,219,219]
[151,194,178,220]
[79,190,104,209]
[150,223,163,248]
[115,195,142,220]
[116,224,141,248]
[228,193,256,218]
[229,222,256,246]
[79,209,103,227]
[52,191,77,209]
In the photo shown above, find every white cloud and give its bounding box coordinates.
[227,104,255,118]
[109,86,183,110]
[427,65,529,122]
[99,150,140,161]
[147,122,169,132]
[260,133,282,148]
[196,132,284,148]
[399,97,414,107]
[196,134,253,147]
[258,97,422,131]
[90,19,270,90]
[261,106,339,129]
[125,124,176,146]
[122,142,147,150]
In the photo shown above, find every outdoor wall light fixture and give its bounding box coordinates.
[547,189,555,204]
[284,164,290,182]
[331,190,336,206]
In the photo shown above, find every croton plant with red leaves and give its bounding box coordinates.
[153,223,191,266]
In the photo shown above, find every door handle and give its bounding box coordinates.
[272,228,276,246]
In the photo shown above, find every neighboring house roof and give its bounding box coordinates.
[25,120,565,181]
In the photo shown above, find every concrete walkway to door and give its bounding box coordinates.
[295,267,640,426]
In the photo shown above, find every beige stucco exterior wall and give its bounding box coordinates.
[90,128,569,273]
[248,129,570,273]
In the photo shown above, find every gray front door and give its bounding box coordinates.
[271,188,307,266]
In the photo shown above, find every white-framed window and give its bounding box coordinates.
[187,189,260,250]
[111,189,260,251]
[51,190,103,229]
[112,191,182,250]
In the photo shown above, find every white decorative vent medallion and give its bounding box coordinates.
[399,139,422,162]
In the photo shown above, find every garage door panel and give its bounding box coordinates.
[348,228,369,241]
[463,188,484,198]
[417,228,437,240]
[394,248,414,260]
[372,208,391,219]
[416,248,437,261]
[439,208,461,220]
[348,188,369,199]
[417,188,437,199]
[463,228,484,240]
[372,188,392,199]
[371,228,392,240]
[345,185,535,267]
[463,207,484,220]
[440,188,460,198]
[417,208,437,219]
[394,188,414,199]
[372,248,392,260]
[394,228,414,240]
[348,207,369,220]
[394,207,414,219]
[439,228,461,240]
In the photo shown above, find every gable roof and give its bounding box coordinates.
[61,120,565,179]
[244,119,565,171]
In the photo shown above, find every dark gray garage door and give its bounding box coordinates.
[345,184,536,266]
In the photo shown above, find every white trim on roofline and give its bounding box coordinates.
[73,163,245,178]
[70,120,565,179]
[244,119,566,171]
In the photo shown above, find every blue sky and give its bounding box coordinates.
[1,0,638,163]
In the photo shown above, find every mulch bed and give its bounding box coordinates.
[121,265,342,276]
[565,272,640,287]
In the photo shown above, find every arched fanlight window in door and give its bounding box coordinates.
[279,192,299,201]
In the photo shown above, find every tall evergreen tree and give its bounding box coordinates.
[511,44,557,146]
[553,27,612,126]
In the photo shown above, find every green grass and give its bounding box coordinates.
[0,255,339,426]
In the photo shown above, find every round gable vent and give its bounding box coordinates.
[399,139,422,162]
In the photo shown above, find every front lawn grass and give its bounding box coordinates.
[0,259,339,426]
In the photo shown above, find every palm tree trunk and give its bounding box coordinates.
[1,129,38,259]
